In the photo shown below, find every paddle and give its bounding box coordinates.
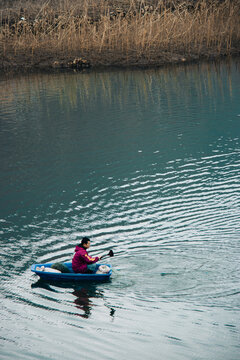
[100,250,114,260]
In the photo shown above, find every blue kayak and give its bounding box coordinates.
[31,262,112,281]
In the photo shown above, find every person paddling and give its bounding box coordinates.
[72,237,102,274]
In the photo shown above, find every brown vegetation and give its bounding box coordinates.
[0,0,239,70]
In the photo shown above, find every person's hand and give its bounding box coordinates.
[98,255,102,260]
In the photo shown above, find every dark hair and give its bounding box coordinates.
[81,237,90,246]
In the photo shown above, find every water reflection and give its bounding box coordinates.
[31,280,115,319]
[31,279,58,292]
[0,59,239,118]
[73,286,103,319]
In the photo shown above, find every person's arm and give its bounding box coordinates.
[83,253,102,264]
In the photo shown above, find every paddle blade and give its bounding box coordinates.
[109,250,114,257]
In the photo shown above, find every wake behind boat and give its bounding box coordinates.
[31,262,112,281]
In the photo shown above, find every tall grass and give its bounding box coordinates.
[0,0,239,68]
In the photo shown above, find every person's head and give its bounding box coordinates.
[81,237,90,249]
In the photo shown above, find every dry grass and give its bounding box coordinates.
[0,0,239,69]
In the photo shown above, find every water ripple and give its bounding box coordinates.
[1,60,240,360]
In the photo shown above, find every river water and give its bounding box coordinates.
[0,59,240,360]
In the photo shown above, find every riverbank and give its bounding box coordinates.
[1,0,239,71]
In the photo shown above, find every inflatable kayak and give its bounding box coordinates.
[31,262,112,281]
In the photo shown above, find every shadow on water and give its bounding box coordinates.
[73,287,113,319]
[31,278,115,319]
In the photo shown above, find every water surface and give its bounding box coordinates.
[0,60,240,360]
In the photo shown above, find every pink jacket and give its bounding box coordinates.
[72,245,99,273]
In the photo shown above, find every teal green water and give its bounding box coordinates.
[0,60,240,360]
